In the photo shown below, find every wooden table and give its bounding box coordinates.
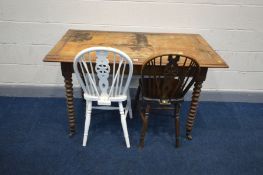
[44,29,228,140]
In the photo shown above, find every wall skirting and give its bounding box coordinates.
[0,85,262,103]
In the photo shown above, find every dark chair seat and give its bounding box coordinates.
[140,78,184,103]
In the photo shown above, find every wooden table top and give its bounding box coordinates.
[44,29,228,68]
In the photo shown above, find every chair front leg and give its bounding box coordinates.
[175,103,181,148]
[119,102,131,148]
[139,104,150,148]
[83,101,92,146]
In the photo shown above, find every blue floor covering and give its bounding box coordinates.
[0,97,262,175]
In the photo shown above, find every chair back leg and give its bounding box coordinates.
[127,89,133,119]
[133,85,141,112]
[175,103,181,148]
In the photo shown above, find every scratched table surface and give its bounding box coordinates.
[44,29,228,68]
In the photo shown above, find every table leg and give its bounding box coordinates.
[61,63,76,136]
[186,68,207,140]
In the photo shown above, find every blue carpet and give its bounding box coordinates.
[0,97,262,175]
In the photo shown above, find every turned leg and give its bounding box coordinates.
[139,104,150,148]
[83,101,92,146]
[61,63,76,136]
[186,81,203,140]
[175,103,181,148]
[119,102,131,148]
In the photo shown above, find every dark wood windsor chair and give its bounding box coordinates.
[135,54,200,148]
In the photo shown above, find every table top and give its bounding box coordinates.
[44,29,228,68]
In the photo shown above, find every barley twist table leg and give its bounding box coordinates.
[61,63,76,136]
[186,81,203,140]
[64,76,76,136]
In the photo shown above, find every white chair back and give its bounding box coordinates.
[73,47,133,105]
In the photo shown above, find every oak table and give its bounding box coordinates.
[43,29,228,139]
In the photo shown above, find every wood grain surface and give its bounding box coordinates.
[44,30,228,68]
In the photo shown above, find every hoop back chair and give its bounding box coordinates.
[73,47,133,148]
[136,54,200,148]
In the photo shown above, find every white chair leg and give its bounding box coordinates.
[127,89,133,119]
[83,101,92,147]
[119,102,131,148]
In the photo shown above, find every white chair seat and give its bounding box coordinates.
[84,92,128,102]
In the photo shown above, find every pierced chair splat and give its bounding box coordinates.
[73,47,134,148]
[136,54,200,148]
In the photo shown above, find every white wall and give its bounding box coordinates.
[0,0,263,91]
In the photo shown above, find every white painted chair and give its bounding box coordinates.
[73,47,133,148]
